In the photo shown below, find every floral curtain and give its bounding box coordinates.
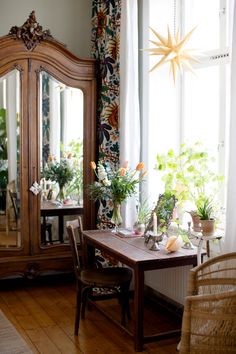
[91,0,121,229]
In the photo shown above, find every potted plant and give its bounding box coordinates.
[196,197,215,236]
[155,142,224,229]
[66,139,83,204]
[133,200,151,235]
[43,153,74,202]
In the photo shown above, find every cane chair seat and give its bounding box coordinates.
[81,267,132,287]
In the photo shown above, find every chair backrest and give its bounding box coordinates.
[187,252,236,296]
[9,190,19,221]
[66,217,84,278]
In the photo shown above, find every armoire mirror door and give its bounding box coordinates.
[30,57,97,255]
[39,71,84,247]
[0,61,30,255]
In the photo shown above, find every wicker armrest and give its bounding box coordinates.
[179,289,236,353]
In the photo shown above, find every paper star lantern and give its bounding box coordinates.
[145,26,199,83]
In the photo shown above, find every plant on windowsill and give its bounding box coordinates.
[196,197,215,236]
[155,142,224,230]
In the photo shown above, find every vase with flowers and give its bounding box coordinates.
[43,153,74,202]
[89,160,147,231]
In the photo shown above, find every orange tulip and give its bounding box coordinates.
[141,170,148,178]
[90,161,96,170]
[67,152,72,159]
[48,154,53,162]
[122,160,129,169]
[136,162,145,170]
[119,167,126,177]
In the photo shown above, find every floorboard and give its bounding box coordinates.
[0,276,181,353]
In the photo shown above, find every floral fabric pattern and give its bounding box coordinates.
[91,0,121,229]
[42,73,50,167]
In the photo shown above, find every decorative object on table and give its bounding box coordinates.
[43,153,74,202]
[89,160,147,231]
[165,235,183,252]
[144,212,163,251]
[196,197,215,236]
[181,221,194,249]
[144,192,177,239]
[147,232,163,251]
[155,142,224,229]
[133,199,151,236]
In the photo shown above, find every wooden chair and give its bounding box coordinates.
[66,217,132,335]
[40,219,53,244]
[179,252,236,353]
[6,181,20,232]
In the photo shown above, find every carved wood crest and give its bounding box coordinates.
[9,11,52,51]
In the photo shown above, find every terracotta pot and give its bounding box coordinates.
[200,219,215,236]
[189,212,201,232]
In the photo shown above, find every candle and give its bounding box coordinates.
[153,212,157,235]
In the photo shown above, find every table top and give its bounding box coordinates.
[83,230,201,270]
[41,200,82,210]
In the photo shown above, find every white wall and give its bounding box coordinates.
[0,0,92,58]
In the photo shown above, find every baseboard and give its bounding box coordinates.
[144,285,184,318]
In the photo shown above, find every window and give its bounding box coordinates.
[139,0,231,225]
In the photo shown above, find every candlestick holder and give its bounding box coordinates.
[182,222,194,250]
[145,231,163,251]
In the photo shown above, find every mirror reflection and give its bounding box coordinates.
[40,72,83,246]
[0,70,21,248]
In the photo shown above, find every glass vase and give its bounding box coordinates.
[111,202,122,232]
[56,184,65,202]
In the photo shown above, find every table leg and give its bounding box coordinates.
[59,215,64,243]
[197,238,204,265]
[134,265,144,352]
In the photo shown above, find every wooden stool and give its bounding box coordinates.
[196,233,223,265]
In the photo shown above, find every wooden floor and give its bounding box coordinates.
[0,276,181,354]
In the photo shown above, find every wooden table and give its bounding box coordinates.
[41,201,83,243]
[82,230,201,352]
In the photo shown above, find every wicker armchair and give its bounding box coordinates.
[179,252,236,353]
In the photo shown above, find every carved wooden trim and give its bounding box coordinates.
[12,63,24,79]
[9,10,52,51]
[25,263,40,279]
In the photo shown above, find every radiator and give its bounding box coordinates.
[144,265,192,305]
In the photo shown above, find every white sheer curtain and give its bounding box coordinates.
[224,0,236,252]
[120,0,140,229]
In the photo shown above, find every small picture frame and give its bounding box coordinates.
[144,193,177,236]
